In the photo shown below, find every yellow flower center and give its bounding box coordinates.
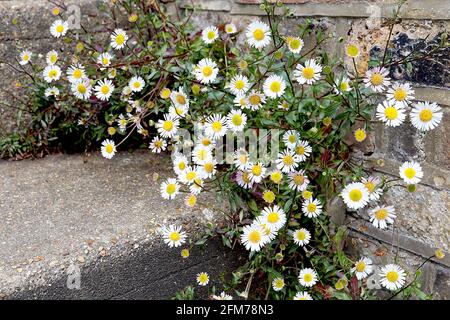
[274,279,284,288]
[197,149,208,161]
[50,55,57,63]
[267,212,279,224]
[56,25,64,33]
[349,189,362,202]
[239,154,248,164]
[23,54,29,61]
[207,31,216,40]
[307,203,316,212]
[384,106,398,120]
[355,129,366,142]
[101,85,110,95]
[370,73,383,86]
[161,88,171,99]
[419,109,432,122]
[404,168,416,179]
[212,121,223,132]
[289,39,301,50]
[393,88,407,101]
[283,155,294,166]
[386,271,399,282]
[133,81,141,89]
[76,83,86,94]
[271,172,282,184]
[186,171,197,181]
[248,230,261,243]
[176,94,186,105]
[115,33,125,45]
[340,82,349,91]
[242,172,251,183]
[302,67,315,80]
[235,80,245,90]
[296,146,305,155]
[293,174,304,185]
[204,163,214,173]
[166,184,177,195]
[270,81,281,93]
[297,231,306,241]
[302,190,312,199]
[375,208,388,220]
[202,66,213,77]
[187,195,196,207]
[304,274,313,283]
[252,165,262,176]
[178,162,186,171]
[73,69,82,79]
[198,273,208,282]
[154,141,162,148]
[346,45,359,57]
[105,144,113,154]
[49,70,57,78]
[232,114,243,126]
[263,191,275,203]
[253,28,265,41]
[365,182,375,193]
[169,231,180,241]
[249,94,261,106]
[355,261,366,273]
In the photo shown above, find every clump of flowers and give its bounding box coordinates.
[6,0,447,300]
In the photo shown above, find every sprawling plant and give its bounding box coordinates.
[4,0,447,299]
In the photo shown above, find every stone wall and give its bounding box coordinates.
[0,0,448,298]
[165,0,450,298]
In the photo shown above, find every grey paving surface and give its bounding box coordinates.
[0,151,242,299]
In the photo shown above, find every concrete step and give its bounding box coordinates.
[0,151,243,299]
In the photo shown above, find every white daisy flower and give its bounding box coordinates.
[276,150,300,173]
[226,109,247,133]
[71,79,92,100]
[283,130,300,149]
[399,161,423,185]
[379,264,406,291]
[291,228,311,246]
[364,67,391,93]
[170,88,189,108]
[94,78,114,101]
[108,68,117,79]
[67,64,86,83]
[260,205,286,232]
[286,36,304,54]
[341,182,370,210]
[196,272,210,286]
[45,86,60,97]
[43,65,62,83]
[302,198,322,218]
[234,149,251,170]
[241,223,268,252]
[189,178,204,195]
[110,28,128,50]
[225,23,237,34]
[160,178,180,200]
[236,171,254,189]
[288,170,310,192]
[298,268,318,287]
[263,74,286,99]
[19,50,32,65]
[173,153,189,174]
[376,101,406,127]
[246,21,271,49]
[227,75,250,96]
[179,166,201,185]
[117,114,127,131]
[97,52,114,68]
[169,104,189,119]
[246,90,266,111]
[294,59,322,85]
[254,217,278,242]
[129,76,145,93]
[46,50,58,65]
[234,94,249,109]
[212,291,233,300]
[101,139,116,159]
[194,58,219,84]
[272,278,285,291]
[361,176,383,202]
[195,135,216,150]
[386,82,414,108]
[294,140,312,162]
[149,136,167,153]
[410,101,443,131]
[202,26,219,44]
[156,114,179,139]
[192,145,212,164]
[205,114,227,140]
[293,291,313,300]
[248,162,266,184]
[368,205,396,229]
[198,158,217,179]
[278,100,289,110]
[50,20,68,38]
[334,76,352,95]
[161,224,186,247]
[351,257,374,280]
